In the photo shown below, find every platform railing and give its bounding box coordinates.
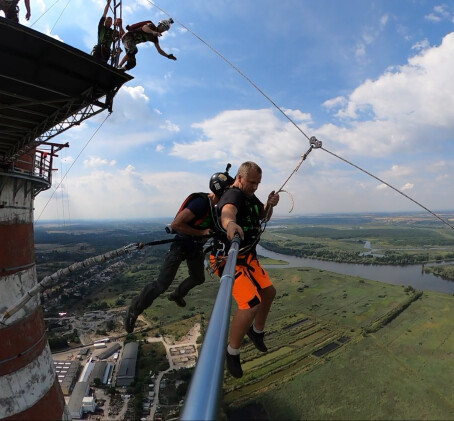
[180,236,241,421]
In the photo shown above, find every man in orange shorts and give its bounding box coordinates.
[210,161,279,378]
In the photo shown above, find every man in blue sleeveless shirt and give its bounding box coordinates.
[124,170,233,333]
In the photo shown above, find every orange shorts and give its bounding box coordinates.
[210,253,273,310]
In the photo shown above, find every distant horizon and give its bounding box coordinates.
[33,209,454,226]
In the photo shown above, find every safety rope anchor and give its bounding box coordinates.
[310,136,322,149]
[301,136,322,160]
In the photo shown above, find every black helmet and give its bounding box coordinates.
[209,163,234,196]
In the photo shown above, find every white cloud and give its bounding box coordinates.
[401,182,414,191]
[83,157,117,167]
[121,164,136,175]
[425,4,452,22]
[171,108,314,170]
[324,32,454,156]
[281,108,312,123]
[412,39,430,51]
[159,120,180,132]
[61,156,75,164]
[323,96,347,110]
[44,25,64,42]
[386,165,413,178]
[35,170,213,219]
[125,85,150,102]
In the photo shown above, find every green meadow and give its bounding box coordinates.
[222,267,454,420]
[36,217,454,419]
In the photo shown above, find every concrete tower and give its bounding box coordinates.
[0,17,131,420]
[0,151,71,420]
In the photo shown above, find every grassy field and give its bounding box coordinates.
[222,267,454,420]
[261,222,454,264]
[83,249,454,419]
[35,218,454,419]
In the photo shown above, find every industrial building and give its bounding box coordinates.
[53,360,80,395]
[67,381,92,419]
[116,341,139,386]
[97,342,122,360]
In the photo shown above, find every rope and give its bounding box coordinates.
[143,2,454,231]
[30,0,62,28]
[50,0,72,33]
[321,147,454,231]
[1,242,138,323]
[0,233,213,324]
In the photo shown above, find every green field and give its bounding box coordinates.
[35,217,454,419]
[261,219,454,265]
[222,267,454,420]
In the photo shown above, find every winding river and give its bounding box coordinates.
[257,244,454,295]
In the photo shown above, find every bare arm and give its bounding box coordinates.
[221,204,244,241]
[152,41,177,59]
[102,0,111,18]
[24,0,31,20]
[114,18,124,38]
[170,208,211,237]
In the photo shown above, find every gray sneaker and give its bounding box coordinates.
[247,325,268,352]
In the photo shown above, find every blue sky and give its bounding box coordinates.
[24,0,454,220]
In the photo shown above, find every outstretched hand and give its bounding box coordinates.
[168,54,177,60]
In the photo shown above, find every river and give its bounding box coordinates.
[256,244,454,295]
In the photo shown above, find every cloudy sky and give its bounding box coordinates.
[25,0,454,221]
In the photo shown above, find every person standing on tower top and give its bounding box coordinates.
[117,18,177,70]
[0,0,30,23]
[91,0,124,63]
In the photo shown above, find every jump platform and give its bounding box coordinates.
[0,17,132,166]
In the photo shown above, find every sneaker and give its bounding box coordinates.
[124,302,140,333]
[225,351,243,378]
[168,292,186,308]
[247,326,268,352]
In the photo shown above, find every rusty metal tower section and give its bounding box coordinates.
[0,18,132,420]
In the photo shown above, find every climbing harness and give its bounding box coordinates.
[207,136,324,276]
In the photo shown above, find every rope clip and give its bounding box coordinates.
[215,242,225,259]
[310,136,322,149]
[301,136,322,161]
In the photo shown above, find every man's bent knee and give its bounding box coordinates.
[261,285,276,301]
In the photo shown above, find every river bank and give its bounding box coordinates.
[257,245,454,295]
